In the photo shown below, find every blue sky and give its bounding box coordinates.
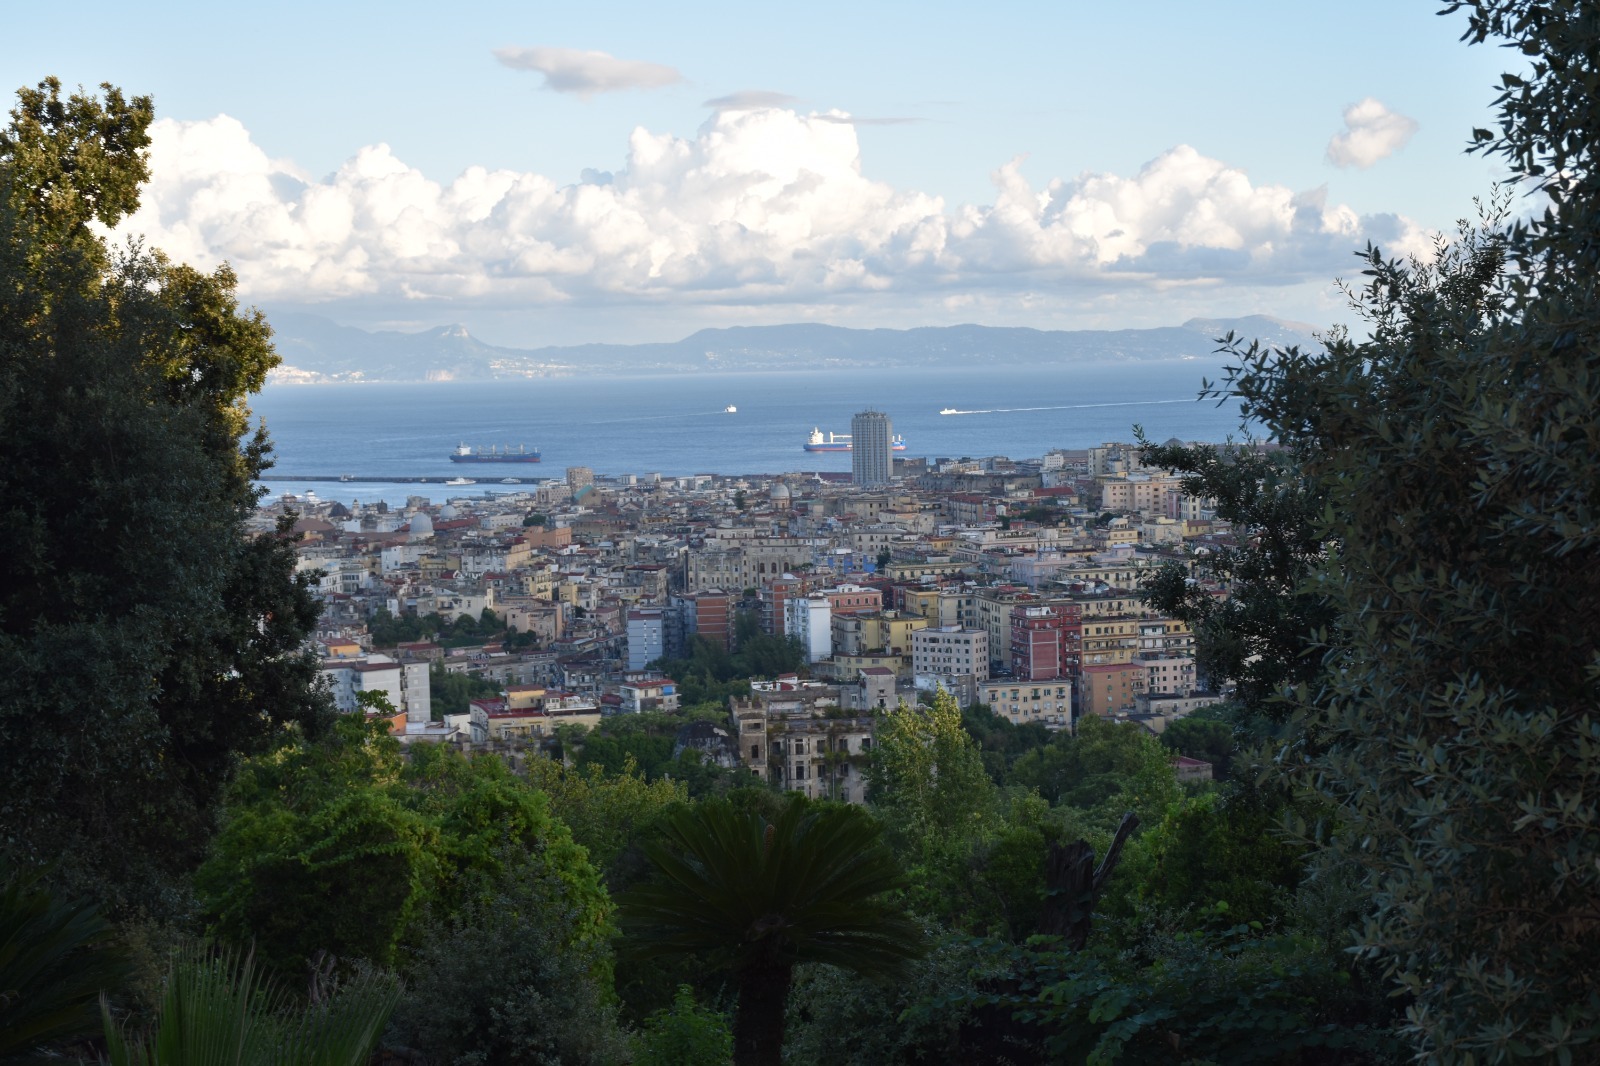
[4,1,1516,346]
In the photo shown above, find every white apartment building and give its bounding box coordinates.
[785,595,833,664]
[626,608,665,671]
[912,627,989,684]
[320,653,432,722]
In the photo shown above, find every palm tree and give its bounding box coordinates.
[0,862,125,1063]
[619,798,924,1066]
[101,946,399,1066]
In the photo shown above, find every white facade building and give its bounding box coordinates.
[912,626,990,684]
[320,653,432,721]
[785,595,833,664]
[626,608,665,671]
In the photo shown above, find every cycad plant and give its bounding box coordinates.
[0,863,125,1064]
[619,798,924,1066]
[101,947,398,1066]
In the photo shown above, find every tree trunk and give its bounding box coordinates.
[732,962,793,1066]
[1038,810,1139,950]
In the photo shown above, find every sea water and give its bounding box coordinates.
[249,362,1257,506]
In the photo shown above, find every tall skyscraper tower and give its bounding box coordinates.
[851,409,893,486]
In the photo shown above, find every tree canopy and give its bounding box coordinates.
[0,78,331,911]
[1140,3,1600,1054]
[196,716,609,977]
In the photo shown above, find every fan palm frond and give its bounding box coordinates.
[0,862,125,1063]
[101,946,399,1066]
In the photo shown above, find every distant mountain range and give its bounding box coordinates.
[263,312,1323,383]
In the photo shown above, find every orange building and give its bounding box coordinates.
[1081,662,1145,718]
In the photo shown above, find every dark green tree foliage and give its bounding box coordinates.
[651,623,804,707]
[394,856,628,1066]
[1131,786,1308,928]
[619,797,925,1066]
[632,986,734,1066]
[428,663,500,719]
[1008,714,1176,818]
[197,717,609,978]
[1135,431,1332,718]
[0,79,331,909]
[1158,708,1236,778]
[567,711,756,800]
[787,932,1039,1065]
[960,703,1051,785]
[576,717,678,778]
[1201,4,1600,1054]
[956,924,1399,1065]
[367,608,441,647]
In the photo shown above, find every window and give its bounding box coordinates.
[751,744,761,759]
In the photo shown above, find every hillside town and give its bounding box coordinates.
[276,432,1236,796]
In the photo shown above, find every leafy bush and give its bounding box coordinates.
[197,718,608,978]
[393,856,628,1066]
[954,924,1399,1065]
[633,986,732,1066]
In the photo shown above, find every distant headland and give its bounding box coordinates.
[264,314,1321,384]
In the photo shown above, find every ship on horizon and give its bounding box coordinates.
[803,428,908,453]
[449,442,541,463]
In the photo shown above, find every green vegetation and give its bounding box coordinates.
[195,717,609,977]
[4,4,1597,1061]
[391,853,628,1064]
[566,710,758,800]
[0,862,126,1060]
[369,606,508,650]
[619,798,924,1065]
[1156,707,1235,778]
[0,78,333,912]
[962,702,1055,783]
[428,663,501,719]
[633,986,734,1066]
[101,947,398,1066]
[649,621,806,706]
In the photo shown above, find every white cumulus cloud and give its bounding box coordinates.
[109,109,1428,318]
[1326,97,1419,169]
[493,46,681,97]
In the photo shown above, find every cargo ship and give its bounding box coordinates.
[448,442,541,463]
[803,429,908,453]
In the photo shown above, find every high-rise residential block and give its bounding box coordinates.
[851,409,892,486]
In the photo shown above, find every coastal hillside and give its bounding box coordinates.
[265,314,1322,383]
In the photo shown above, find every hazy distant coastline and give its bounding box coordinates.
[264,314,1321,384]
